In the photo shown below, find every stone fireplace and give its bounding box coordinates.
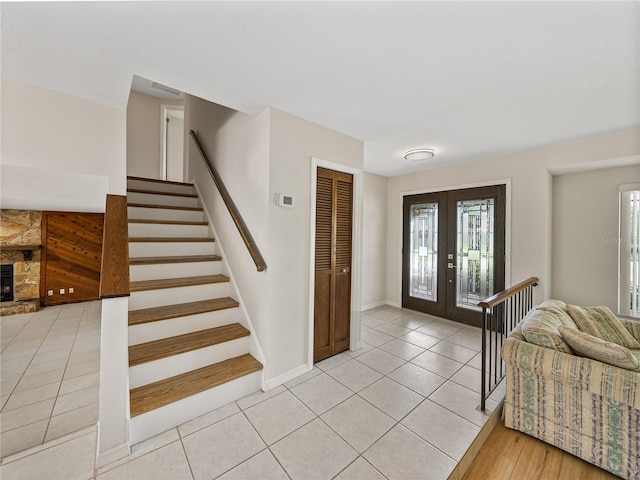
[1,264,13,302]
[0,210,42,315]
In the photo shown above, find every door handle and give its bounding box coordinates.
[340,267,350,273]
[447,263,456,269]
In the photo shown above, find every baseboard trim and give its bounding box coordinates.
[362,300,403,311]
[361,301,387,311]
[96,442,131,470]
[264,363,311,391]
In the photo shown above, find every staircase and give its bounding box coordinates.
[126,176,263,444]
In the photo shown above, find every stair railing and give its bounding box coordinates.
[478,276,539,411]
[189,130,267,272]
[100,194,130,298]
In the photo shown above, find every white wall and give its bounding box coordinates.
[552,164,640,310]
[126,90,183,180]
[362,172,388,310]
[184,93,270,374]
[0,78,131,461]
[386,129,640,306]
[1,78,126,210]
[267,108,363,380]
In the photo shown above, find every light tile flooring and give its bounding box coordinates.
[1,301,101,458]
[1,304,503,480]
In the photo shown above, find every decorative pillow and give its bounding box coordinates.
[520,308,575,354]
[566,305,640,349]
[558,326,640,372]
[535,299,576,327]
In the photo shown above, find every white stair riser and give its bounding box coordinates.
[130,261,221,282]
[127,179,194,196]
[128,206,203,223]
[129,337,250,389]
[128,222,210,239]
[129,241,216,258]
[129,308,241,346]
[127,192,199,209]
[129,282,230,310]
[129,371,261,444]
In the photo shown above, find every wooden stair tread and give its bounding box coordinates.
[128,219,208,226]
[129,323,250,366]
[127,176,194,187]
[127,188,198,198]
[127,203,203,211]
[128,297,239,326]
[129,354,262,417]
[130,274,229,292]
[129,237,215,243]
[130,255,221,266]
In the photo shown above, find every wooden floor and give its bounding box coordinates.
[462,421,621,480]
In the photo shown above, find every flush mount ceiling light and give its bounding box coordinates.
[404,148,435,161]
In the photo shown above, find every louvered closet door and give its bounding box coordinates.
[314,167,353,362]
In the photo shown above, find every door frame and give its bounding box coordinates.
[397,179,512,311]
[160,105,185,181]
[308,157,364,369]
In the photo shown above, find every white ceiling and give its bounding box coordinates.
[2,1,638,176]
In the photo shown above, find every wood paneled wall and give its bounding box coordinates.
[41,212,104,306]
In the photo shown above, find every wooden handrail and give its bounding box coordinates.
[479,276,539,411]
[100,194,130,298]
[478,276,539,309]
[190,130,267,272]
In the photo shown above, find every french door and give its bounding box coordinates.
[402,185,505,327]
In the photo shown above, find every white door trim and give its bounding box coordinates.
[160,105,184,181]
[308,158,363,369]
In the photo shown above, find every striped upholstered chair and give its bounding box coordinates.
[502,300,640,480]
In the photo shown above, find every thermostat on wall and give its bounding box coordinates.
[277,193,294,208]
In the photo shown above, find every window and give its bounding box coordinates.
[619,184,640,318]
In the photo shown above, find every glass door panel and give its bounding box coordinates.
[456,198,495,311]
[409,202,438,302]
[403,185,505,327]
[402,191,447,317]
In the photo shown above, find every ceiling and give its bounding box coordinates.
[2,1,638,177]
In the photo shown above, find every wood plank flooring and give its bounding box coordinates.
[128,297,239,326]
[128,237,215,243]
[129,323,249,366]
[127,203,203,211]
[127,188,198,198]
[129,255,221,265]
[130,274,229,292]
[129,354,263,417]
[462,421,620,480]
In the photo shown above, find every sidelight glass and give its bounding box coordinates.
[619,188,640,318]
[456,198,495,310]
[409,202,438,302]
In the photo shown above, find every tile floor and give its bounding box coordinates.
[0,304,504,480]
[1,301,101,458]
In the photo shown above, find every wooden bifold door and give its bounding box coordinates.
[314,167,353,363]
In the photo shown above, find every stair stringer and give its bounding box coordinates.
[193,182,267,390]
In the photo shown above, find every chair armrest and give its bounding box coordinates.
[502,337,640,409]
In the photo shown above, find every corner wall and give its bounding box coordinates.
[267,108,363,381]
[126,90,183,179]
[184,93,270,378]
[386,128,640,306]
[552,163,640,310]
[1,78,126,211]
[362,172,388,310]
[184,98,364,385]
